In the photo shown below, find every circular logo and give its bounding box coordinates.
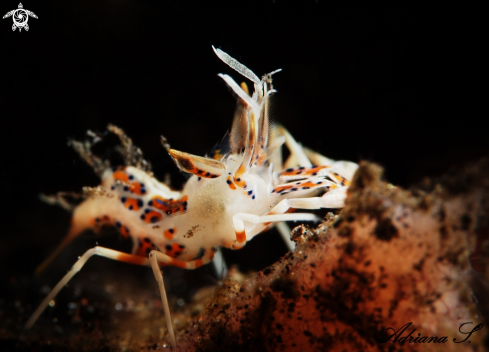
[12,9,28,27]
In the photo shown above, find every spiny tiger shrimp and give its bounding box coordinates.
[26,46,358,350]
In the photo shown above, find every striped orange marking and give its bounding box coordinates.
[272,179,336,194]
[236,230,246,243]
[116,252,147,265]
[272,185,293,194]
[169,151,221,179]
[233,165,248,188]
[297,180,321,189]
[279,165,330,177]
[331,172,350,186]
[169,258,188,269]
[151,196,187,215]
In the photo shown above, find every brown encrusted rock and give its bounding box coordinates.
[175,161,489,352]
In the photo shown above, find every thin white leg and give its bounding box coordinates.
[303,146,336,166]
[264,192,348,252]
[212,248,228,279]
[232,212,319,249]
[26,247,184,350]
[25,247,150,329]
[147,249,215,350]
[149,251,177,350]
[270,191,347,214]
[277,126,312,168]
[275,222,294,251]
[234,212,319,228]
[319,187,349,208]
[266,135,285,173]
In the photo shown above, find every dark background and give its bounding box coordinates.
[0,0,485,344]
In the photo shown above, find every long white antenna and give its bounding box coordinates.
[212,46,261,84]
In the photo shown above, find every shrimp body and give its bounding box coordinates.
[58,47,358,268]
[28,47,358,348]
[71,151,333,267]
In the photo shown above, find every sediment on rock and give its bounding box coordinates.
[176,160,489,352]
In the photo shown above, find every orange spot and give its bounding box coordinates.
[164,228,176,240]
[123,197,142,211]
[236,230,246,243]
[142,211,163,224]
[113,170,129,182]
[128,181,144,195]
[227,177,236,190]
[194,259,204,268]
[165,243,185,258]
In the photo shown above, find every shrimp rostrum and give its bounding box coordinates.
[26,46,358,349]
